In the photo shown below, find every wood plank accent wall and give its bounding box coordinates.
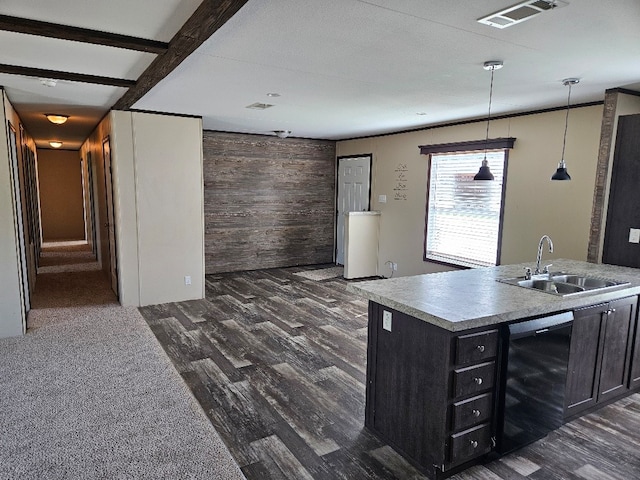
[203,131,336,274]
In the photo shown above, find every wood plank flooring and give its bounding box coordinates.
[139,266,640,480]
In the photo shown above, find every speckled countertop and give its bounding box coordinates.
[347,259,640,332]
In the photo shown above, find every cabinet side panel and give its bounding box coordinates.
[370,306,450,467]
[365,301,379,428]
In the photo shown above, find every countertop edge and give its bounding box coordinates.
[346,261,640,332]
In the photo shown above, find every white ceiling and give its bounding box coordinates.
[2,0,640,148]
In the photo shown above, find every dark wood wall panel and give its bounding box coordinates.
[203,131,336,274]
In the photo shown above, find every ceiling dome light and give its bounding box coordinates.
[274,130,291,138]
[45,114,69,125]
[474,60,504,181]
[551,78,579,181]
[49,141,63,148]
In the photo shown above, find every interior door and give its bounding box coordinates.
[336,155,371,265]
[102,137,118,297]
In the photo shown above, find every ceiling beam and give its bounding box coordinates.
[0,14,168,54]
[0,63,136,88]
[113,0,250,110]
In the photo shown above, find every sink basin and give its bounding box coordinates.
[499,272,629,297]
[517,279,585,295]
[551,275,619,289]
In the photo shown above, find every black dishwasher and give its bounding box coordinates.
[496,311,573,455]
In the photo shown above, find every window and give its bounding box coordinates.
[424,148,509,268]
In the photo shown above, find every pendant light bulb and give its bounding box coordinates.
[552,78,579,181]
[474,60,503,181]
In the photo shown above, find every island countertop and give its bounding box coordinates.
[347,259,640,332]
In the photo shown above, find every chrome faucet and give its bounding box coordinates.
[535,235,554,275]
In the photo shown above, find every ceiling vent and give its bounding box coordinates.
[478,0,568,29]
[246,102,274,110]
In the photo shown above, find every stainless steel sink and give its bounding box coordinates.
[499,273,629,297]
[550,274,619,289]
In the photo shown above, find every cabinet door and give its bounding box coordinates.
[598,296,636,402]
[629,303,640,390]
[565,304,605,417]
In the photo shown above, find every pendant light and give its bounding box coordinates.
[474,60,503,181]
[551,78,579,181]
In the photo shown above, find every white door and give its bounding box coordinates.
[336,155,371,265]
[102,137,118,296]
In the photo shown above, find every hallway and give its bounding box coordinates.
[30,241,116,311]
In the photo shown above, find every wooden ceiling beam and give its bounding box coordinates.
[113,0,250,110]
[0,63,136,88]
[0,14,168,54]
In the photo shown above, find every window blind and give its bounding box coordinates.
[426,150,505,268]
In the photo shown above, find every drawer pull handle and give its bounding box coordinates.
[474,377,483,385]
[476,345,485,353]
[472,409,481,417]
[470,440,478,448]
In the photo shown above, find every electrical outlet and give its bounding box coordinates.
[392,262,398,271]
[629,228,640,244]
[383,310,392,331]
[184,275,192,285]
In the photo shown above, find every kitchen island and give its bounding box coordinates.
[347,259,640,479]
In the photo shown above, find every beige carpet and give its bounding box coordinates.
[1,242,246,479]
[293,266,344,281]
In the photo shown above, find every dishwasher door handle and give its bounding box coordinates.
[535,328,550,335]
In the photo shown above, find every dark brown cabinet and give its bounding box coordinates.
[565,296,637,418]
[366,295,640,479]
[629,307,640,389]
[365,302,498,479]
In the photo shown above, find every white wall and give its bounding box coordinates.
[129,112,204,306]
[81,111,205,307]
[337,105,604,277]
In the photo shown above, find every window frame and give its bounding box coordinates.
[420,138,515,269]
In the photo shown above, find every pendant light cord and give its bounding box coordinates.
[560,82,572,163]
[483,67,495,162]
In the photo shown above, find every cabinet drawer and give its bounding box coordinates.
[456,330,499,365]
[453,362,495,398]
[452,393,493,431]
[450,423,492,464]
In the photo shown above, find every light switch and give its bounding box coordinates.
[378,194,387,203]
[383,310,392,331]
[629,228,640,244]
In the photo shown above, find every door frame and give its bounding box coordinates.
[7,121,29,324]
[335,153,373,263]
[85,151,98,256]
[102,136,119,298]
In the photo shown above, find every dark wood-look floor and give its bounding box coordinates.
[139,266,640,480]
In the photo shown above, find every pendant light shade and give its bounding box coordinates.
[551,78,579,181]
[474,60,503,181]
[474,159,495,180]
